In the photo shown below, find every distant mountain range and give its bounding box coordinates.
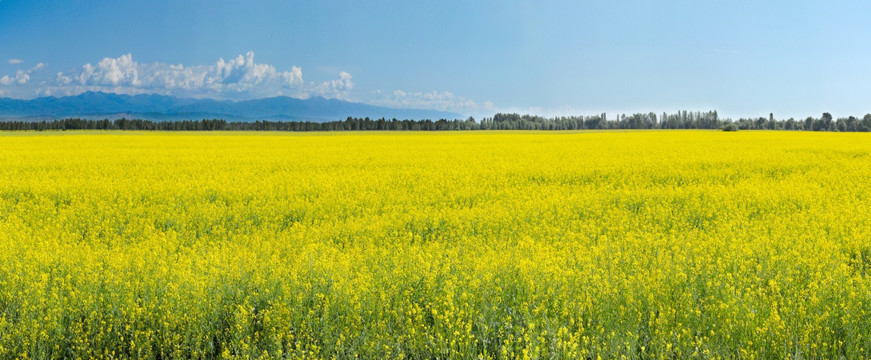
[0,92,460,122]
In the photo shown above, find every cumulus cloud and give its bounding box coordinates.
[62,52,308,98]
[7,59,23,65]
[0,52,489,115]
[56,72,72,85]
[307,71,353,99]
[0,51,354,100]
[0,63,45,86]
[0,72,27,86]
[78,54,139,86]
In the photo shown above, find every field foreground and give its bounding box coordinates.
[1,131,870,359]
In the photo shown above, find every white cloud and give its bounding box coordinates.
[0,52,490,115]
[306,71,353,100]
[56,72,72,85]
[0,72,26,86]
[77,54,139,86]
[0,63,44,86]
[0,51,348,100]
[61,52,308,98]
[371,89,491,115]
[7,59,23,65]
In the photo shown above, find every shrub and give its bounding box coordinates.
[722,123,739,132]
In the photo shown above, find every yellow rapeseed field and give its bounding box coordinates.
[1,130,870,359]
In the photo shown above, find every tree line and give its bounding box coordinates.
[1,111,871,132]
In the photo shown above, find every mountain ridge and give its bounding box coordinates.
[0,92,461,122]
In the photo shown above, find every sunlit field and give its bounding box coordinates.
[1,131,870,359]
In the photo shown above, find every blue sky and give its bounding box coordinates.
[1,0,869,118]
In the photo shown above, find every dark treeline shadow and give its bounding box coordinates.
[1,111,870,132]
